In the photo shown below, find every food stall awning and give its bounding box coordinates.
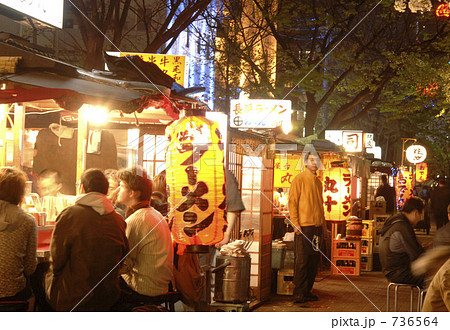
[0,33,190,119]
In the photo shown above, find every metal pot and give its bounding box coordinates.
[213,255,251,303]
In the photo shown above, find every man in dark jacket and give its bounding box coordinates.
[375,175,396,213]
[430,178,450,229]
[379,197,425,287]
[45,169,129,311]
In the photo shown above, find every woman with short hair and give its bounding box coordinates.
[0,167,37,310]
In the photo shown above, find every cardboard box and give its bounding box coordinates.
[277,268,295,295]
[362,220,374,238]
[374,214,391,231]
[331,257,360,276]
[369,200,386,219]
[361,255,373,272]
[332,239,361,258]
[360,238,373,255]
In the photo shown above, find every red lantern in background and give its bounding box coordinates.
[322,167,352,221]
[416,162,428,183]
[395,168,413,211]
[165,109,227,247]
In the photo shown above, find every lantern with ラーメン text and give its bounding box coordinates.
[322,167,352,221]
[165,109,227,247]
[395,168,413,211]
[416,162,428,183]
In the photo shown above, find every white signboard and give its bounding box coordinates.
[406,145,427,164]
[325,130,343,145]
[342,131,363,153]
[229,99,291,129]
[0,0,64,28]
[365,133,374,148]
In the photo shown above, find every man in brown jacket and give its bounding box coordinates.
[289,152,328,303]
[45,169,129,311]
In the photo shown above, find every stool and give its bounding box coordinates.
[386,282,422,312]
[0,300,29,312]
[124,291,181,312]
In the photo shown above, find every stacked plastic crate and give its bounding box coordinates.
[331,239,361,276]
[361,220,374,271]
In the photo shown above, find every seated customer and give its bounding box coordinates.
[45,168,129,311]
[117,167,173,298]
[0,167,37,309]
[379,197,425,287]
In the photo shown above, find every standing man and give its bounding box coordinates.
[45,168,129,311]
[117,167,173,298]
[379,197,425,287]
[375,175,396,213]
[430,178,450,229]
[289,152,328,303]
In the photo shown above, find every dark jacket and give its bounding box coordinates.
[379,213,424,281]
[375,184,396,212]
[46,193,129,311]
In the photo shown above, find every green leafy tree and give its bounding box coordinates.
[208,0,450,140]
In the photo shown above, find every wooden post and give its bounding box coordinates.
[13,103,25,168]
[0,104,8,167]
[76,104,88,183]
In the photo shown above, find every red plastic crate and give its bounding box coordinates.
[332,239,361,258]
[331,257,360,276]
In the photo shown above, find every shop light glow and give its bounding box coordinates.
[85,106,109,124]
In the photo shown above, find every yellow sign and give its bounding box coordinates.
[109,52,186,86]
[274,155,302,188]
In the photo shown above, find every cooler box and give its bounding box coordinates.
[271,242,286,269]
[332,239,361,258]
[277,268,295,295]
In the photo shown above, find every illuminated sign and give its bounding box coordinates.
[325,130,343,145]
[107,52,186,86]
[436,4,450,17]
[416,162,428,183]
[365,133,374,148]
[273,155,302,188]
[395,168,413,211]
[406,145,427,164]
[342,131,363,153]
[322,167,352,221]
[0,0,64,28]
[229,99,292,129]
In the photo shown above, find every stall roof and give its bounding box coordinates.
[0,33,198,120]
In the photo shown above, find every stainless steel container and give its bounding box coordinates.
[213,255,251,303]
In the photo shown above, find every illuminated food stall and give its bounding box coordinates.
[0,34,195,257]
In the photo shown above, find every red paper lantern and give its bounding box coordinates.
[322,167,352,221]
[165,109,227,246]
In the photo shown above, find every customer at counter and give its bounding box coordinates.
[379,197,425,287]
[0,167,37,310]
[288,152,328,304]
[45,168,129,311]
[116,167,173,299]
